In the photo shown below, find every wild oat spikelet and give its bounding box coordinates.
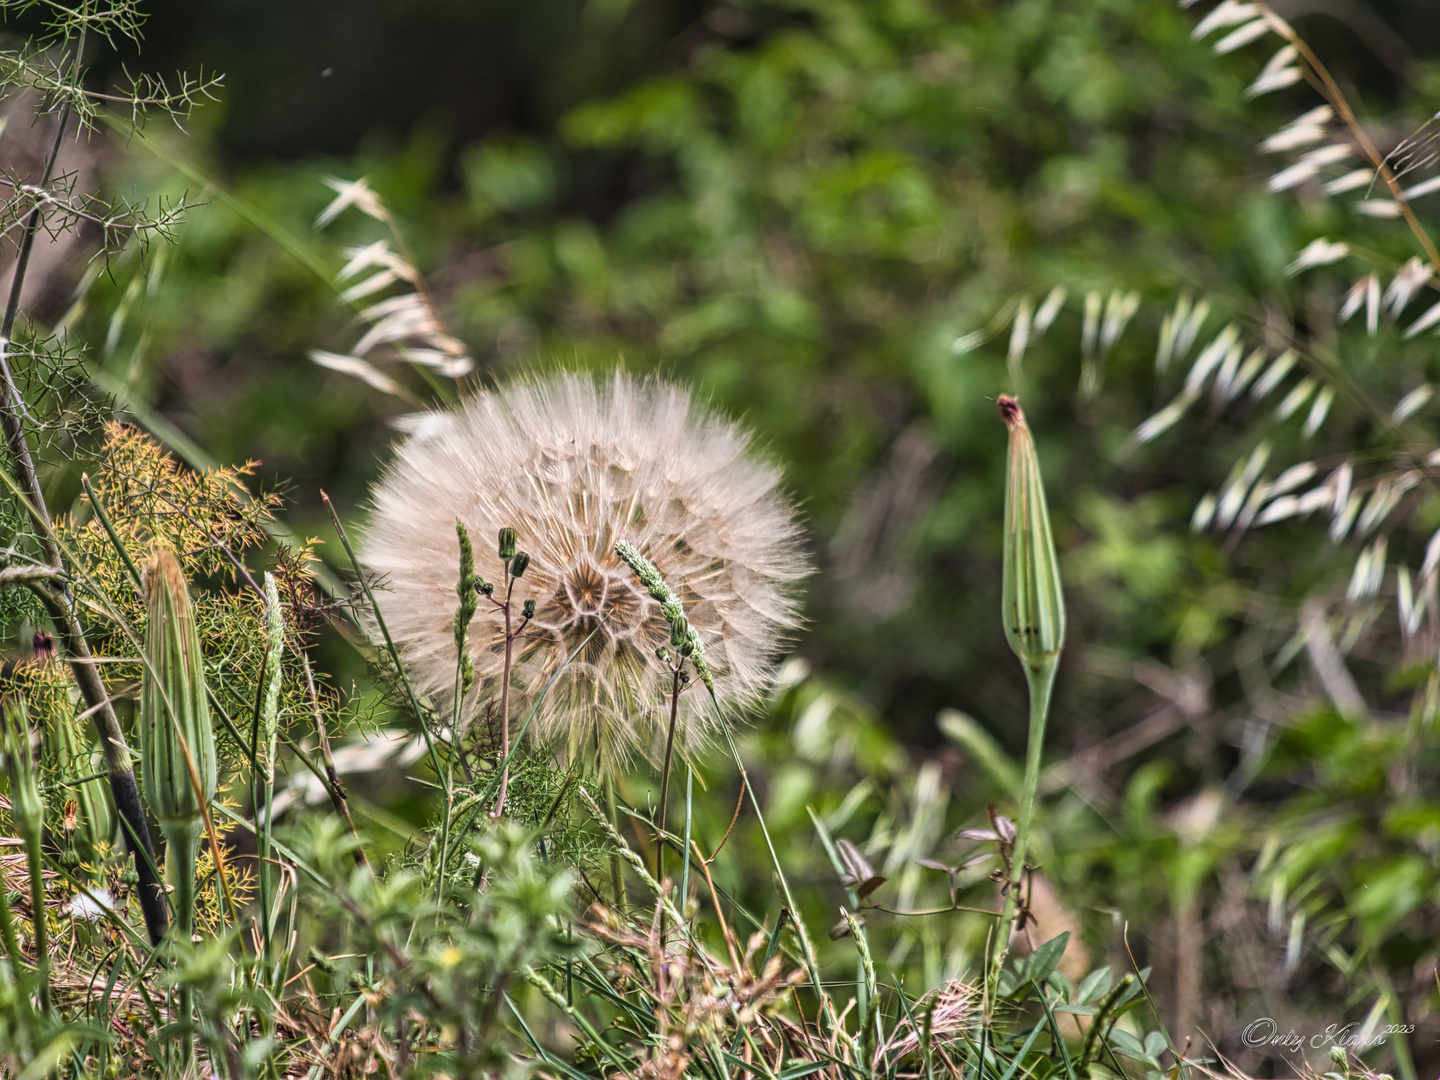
[362,371,810,765]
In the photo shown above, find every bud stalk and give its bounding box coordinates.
[140,550,217,946]
[990,396,1066,1000]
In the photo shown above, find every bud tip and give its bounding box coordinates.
[997,394,1024,431]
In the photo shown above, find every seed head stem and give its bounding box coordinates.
[657,664,682,888]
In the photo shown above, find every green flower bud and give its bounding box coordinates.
[998,396,1065,676]
[141,550,217,830]
[477,580,495,597]
[140,549,217,939]
[522,599,535,620]
[509,551,530,578]
[498,527,517,562]
[670,616,690,649]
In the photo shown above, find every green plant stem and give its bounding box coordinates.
[168,818,202,1071]
[604,773,626,916]
[20,809,50,1014]
[491,580,514,818]
[679,765,693,915]
[0,846,24,976]
[656,665,681,887]
[989,658,1056,998]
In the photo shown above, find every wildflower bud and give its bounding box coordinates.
[656,646,671,663]
[522,599,535,620]
[498,527,517,562]
[998,396,1065,678]
[670,616,690,649]
[141,550,218,832]
[509,551,530,578]
[140,550,217,940]
[477,581,494,597]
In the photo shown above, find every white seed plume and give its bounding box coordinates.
[362,371,810,766]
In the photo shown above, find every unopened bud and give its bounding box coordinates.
[140,550,218,852]
[656,646,671,663]
[498,527,517,561]
[998,396,1065,677]
[670,617,690,648]
[509,551,530,578]
[477,580,494,597]
[522,599,535,619]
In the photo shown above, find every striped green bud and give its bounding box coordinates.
[509,551,530,578]
[998,396,1065,676]
[497,527,517,562]
[140,549,217,835]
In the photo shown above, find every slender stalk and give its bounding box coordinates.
[22,815,50,1014]
[679,764,693,916]
[989,659,1056,989]
[656,665,682,886]
[491,579,514,818]
[0,842,23,975]
[604,773,626,915]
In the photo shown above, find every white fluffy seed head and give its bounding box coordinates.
[362,371,811,766]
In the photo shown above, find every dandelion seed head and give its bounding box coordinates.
[362,371,811,765]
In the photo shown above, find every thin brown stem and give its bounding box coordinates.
[708,780,746,863]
